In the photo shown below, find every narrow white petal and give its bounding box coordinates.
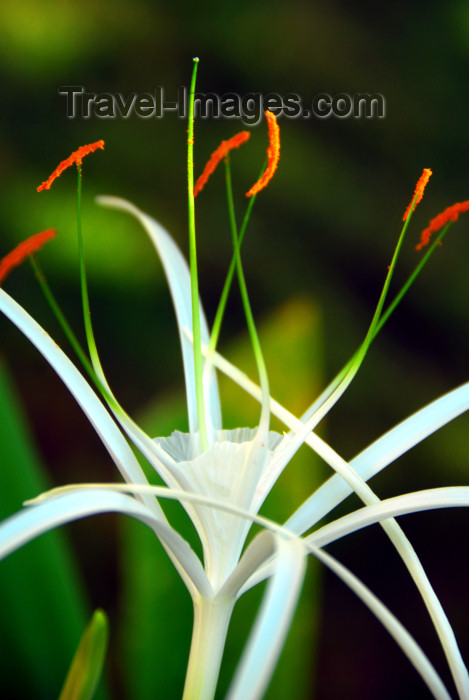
[211,347,469,694]
[0,282,197,512]
[34,481,308,599]
[310,486,469,548]
[308,487,469,699]
[217,530,276,601]
[286,381,469,534]
[226,535,306,700]
[0,289,160,518]
[351,381,469,484]
[197,339,368,500]
[96,195,221,435]
[205,344,469,519]
[0,490,211,599]
[307,542,453,700]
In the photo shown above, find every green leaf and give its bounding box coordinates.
[59,609,109,700]
[0,357,106,698]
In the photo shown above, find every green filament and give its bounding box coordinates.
[76,164,100,373]
[29,255,96,385]
[207,159,265,358]
[306,206,453,426]
[187,57,209,450]
[223,157,270,429]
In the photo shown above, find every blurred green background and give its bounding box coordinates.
[1,0,469,698]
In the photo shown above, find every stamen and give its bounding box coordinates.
[0,229,57,284]
[402,168,432,221]
[246,111,280,197]
[194,131,250,196]
[416,201,469,250]
[37,140,105,192]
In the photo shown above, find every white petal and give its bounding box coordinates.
[286,381,469,534]
[307,487,469,699]
[217,530,275,601]
[351,381,469,484]
[307,542,453,700]
[212,348,469,693]
[310,486,469,548]
[229,509,456,698]
[0,289,160,519]
[225,535,306,700]
[0,489,211,599]
[197,340,367,502]
[96,195,221,435]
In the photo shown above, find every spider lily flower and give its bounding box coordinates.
[2,192,469,699]
[2,128,469,697]
[0,199,307,699]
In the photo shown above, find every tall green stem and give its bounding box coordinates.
[29,256,96,384]
[301,220,453,425]
[187,57,209,450]
[301,207,417,428]
[207,160,263,357]
[76,163,100,371]
[224,158,270,431]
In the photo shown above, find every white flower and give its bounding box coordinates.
[1,195,469,700]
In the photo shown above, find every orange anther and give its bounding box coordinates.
[246,111,280,197]
[194,131,250,196]
[416,201,469,250]
[37,140,105,192]
[402,168,432,221]
[0,229,57,284]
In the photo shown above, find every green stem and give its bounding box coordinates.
[29,217,118,417]
[223,158,270,431]
[29,255,97,384]
[76,163,100,372]
[187,57,209,451]
[182,596,235,700]
[302,220,453,425]
[207,160,265,357]
[299,211,417,428]
[74,164,116,405]
[374,222,452,335]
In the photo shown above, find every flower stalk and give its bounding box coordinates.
[182,596,235,700]
[187,56,209,451]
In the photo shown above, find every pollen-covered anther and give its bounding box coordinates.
[416,200,469,250]
[194,131,250,196]
[402,168,432,221]
[37,140,105,192]
[246,110,280,197]
[0,229,57,285]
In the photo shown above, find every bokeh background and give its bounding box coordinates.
[1,1,469,698]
